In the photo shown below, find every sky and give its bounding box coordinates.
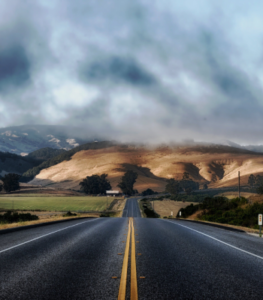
[0,0,263,144]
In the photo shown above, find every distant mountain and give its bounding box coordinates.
[220,140,263,153]
[0,125,95,155]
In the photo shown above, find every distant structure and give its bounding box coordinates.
[106,190,121,196]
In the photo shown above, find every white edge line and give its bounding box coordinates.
[0,218,99,254]
[165,220,263,261]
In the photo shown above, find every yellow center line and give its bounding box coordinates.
[131,218,138,300]
[118,218,131,300]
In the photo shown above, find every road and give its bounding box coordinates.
[122,197,141,217]
[1,198,263,299]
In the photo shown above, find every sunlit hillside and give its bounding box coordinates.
[29,144,263,192]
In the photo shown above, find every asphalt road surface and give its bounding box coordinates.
[122,197,141,218]
[1,199,263,299]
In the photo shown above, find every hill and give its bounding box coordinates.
[0,151,39,177]
[29,144,263,192]
[27,147,66,162]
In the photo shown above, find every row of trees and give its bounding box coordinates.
[165,172,199,195]
[79,170,200,196]
[79,170,138,195]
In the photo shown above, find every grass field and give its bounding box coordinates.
[0,196,112,212]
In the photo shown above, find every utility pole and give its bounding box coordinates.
[238,171,240,200]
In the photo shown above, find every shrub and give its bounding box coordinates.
[0,211,39,224]
[63,211,77,217]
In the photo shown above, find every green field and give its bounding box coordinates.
[0,196,111,212]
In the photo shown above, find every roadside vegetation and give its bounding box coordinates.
[63,211,77,217]
[0,211,39,224]
[179,196,263,229]
[140,198,159,218]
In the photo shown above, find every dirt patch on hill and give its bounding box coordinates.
[153,200,195,218]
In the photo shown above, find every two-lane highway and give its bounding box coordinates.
[1,198,263,299]
[122,198,141,217]
[0,218,128,299]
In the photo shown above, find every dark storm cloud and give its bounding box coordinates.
[0,45,30,91]
[1,0,263,144]
[81,56,156,86]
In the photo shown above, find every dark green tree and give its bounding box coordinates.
[255,175,263,186]
[248,174,256,187]
[117,170,138,195]
[203,183,208,189]
[142,188,156,196]
[165,179,182,195]
[182,172,190,180]
[2,173,20,192]
[79,174,111,194]
[257,183,263,194]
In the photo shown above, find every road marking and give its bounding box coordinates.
[0,218,100,254]
[131,218,138,300]
[118,218,131,300]
[166,220,263,261]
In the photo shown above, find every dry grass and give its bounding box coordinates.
[153,200,195,218]
[28,144,263,192]
[0,213,99,231]
[215,192,257,199]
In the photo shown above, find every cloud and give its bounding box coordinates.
[80,56,156,86]
[0,45,30,91]
[0,0,263,144]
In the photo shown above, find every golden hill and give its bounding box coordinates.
[29,144,263,192]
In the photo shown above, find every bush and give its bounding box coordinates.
[178,203,199,218]
[0,211,39,224]
[63,211,77,217]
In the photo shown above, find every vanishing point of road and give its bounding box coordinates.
[1,198,263,299]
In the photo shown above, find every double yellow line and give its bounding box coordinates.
[118,217,138,300]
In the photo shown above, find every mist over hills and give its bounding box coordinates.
[1,124,263,156]
[1,124,263,191]
[0,124,96,155]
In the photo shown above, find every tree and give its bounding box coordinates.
[117,170,138,195]
[248,174,256,187]
[203,183,208,189]
[256,175,263,186]
[182,172,190,180]
[2,173,20,192]
[142,188,156,196]
[165,179,182,195]
[257,184,263,195]
[79,174,111,194]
